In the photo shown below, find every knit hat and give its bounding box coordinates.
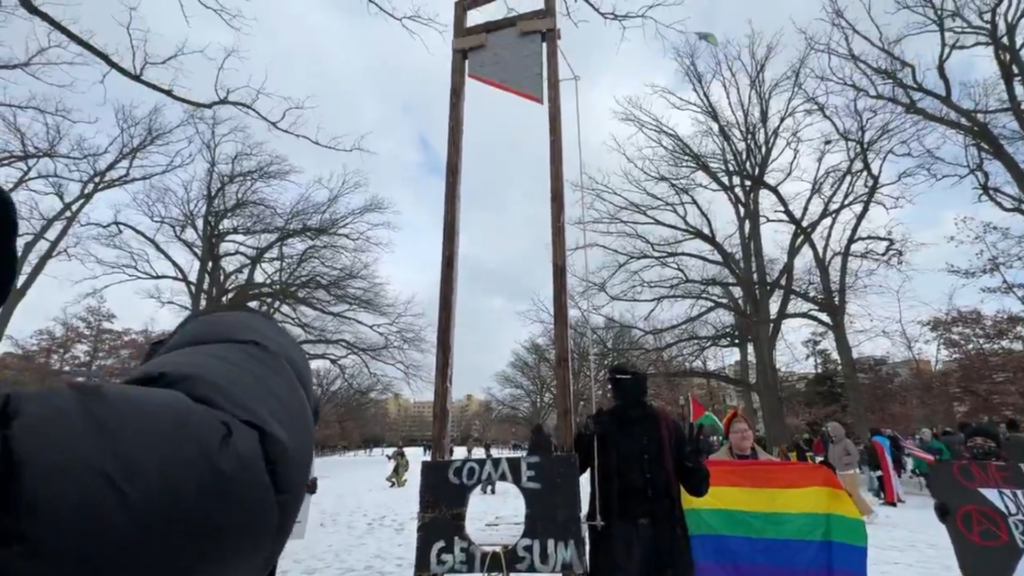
[722,408,752,436]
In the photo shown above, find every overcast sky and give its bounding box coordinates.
[7,0,999,399]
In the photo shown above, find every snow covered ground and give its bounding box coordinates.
[276,449,960,575]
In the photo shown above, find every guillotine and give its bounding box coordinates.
[413,0,584,573]
[428,0,575,459]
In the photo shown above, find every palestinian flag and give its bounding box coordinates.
[687,394,724,434]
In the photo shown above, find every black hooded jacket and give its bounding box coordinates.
[527,423,554,455]
[574,365,709,576]
[0,308,317,576]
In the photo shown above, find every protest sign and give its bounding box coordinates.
[929,461,1024,576]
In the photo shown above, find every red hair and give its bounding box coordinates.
[722,408,752,436]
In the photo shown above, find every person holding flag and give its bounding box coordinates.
[683,394,724,459]
[869,429,899,507]
[908,429,948,489]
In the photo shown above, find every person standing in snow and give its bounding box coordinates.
[527,423,554,455]
[386,446,409,487]
[826,422,875,520]
[1003,418,1024,462]
[911,429,950,489]
[869,428,900,507]
[939,422,969,460]
[934,424,1004,525]
[812,425,830,462]
[480,443,497,494]
[574,364,710,576]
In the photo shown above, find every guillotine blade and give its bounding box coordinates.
[414,453,586,574]
[468,27,544,104]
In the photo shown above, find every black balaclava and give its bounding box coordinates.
[608,363,648,406]
[965,425,1002,461]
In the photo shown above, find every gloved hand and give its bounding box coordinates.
[934,501,951,524]
[684,423,705,462]
[305,477,318,496]
[580,410,609,436]
[819,460,837,473]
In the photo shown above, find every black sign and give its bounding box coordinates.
[413,454,586,574]
[929,460,1024,576]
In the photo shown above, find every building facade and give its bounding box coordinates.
[381,393,487,444]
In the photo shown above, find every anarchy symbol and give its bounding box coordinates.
[956,505,1009,546]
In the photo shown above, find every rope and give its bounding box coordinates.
[558,44,603,530]
[481,545,510,575]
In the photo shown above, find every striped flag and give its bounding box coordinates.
[903,443,936,464]
[893,432,936,464]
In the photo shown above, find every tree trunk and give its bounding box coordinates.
[751,326,787,446]
[735,314,759,426]
[738,340,758,426]
[833,323,870,442]
[0,293,22,342]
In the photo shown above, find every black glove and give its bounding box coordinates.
[684,423,705,462]
[581,410,609,436]
[819,460,837,473]
[580,416,596,436]
[306,476,318,495]
[934,501,951,524]
[0,185,17,309]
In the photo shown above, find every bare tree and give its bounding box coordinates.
[777,67,920,439]
[806,0,1024,216]
[486,315,637,427]
[82,113,429,383]
[0,102,190,340]
[579,31,838,445]
[312,364,392,430]
[1,3,82,88]
[946,215,1024,308]
[487,333,556,427]
[12,0,690,152]
[10,0,391,151]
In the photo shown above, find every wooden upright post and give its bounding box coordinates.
[544,0,574,450]
[430,0,469,462]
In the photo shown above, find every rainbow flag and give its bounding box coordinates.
[682,461,868,576]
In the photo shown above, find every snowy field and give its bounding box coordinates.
[277,448,960,575]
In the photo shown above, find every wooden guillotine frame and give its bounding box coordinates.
[430,0,575,459]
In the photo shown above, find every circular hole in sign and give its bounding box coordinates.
[464,482,527,551]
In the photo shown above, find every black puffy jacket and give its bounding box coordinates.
[0,308,317,576]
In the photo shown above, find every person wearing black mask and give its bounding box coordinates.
[574,364,710,576]
[934,424,1004,525]
[0,186,318,576]
[527,422,554,455]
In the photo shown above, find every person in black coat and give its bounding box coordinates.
[574,364,710,576]
[527,422,554,455]
[0,191,318,576]
[935,424,1004,524]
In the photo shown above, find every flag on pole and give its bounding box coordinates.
[689,393,724,433]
